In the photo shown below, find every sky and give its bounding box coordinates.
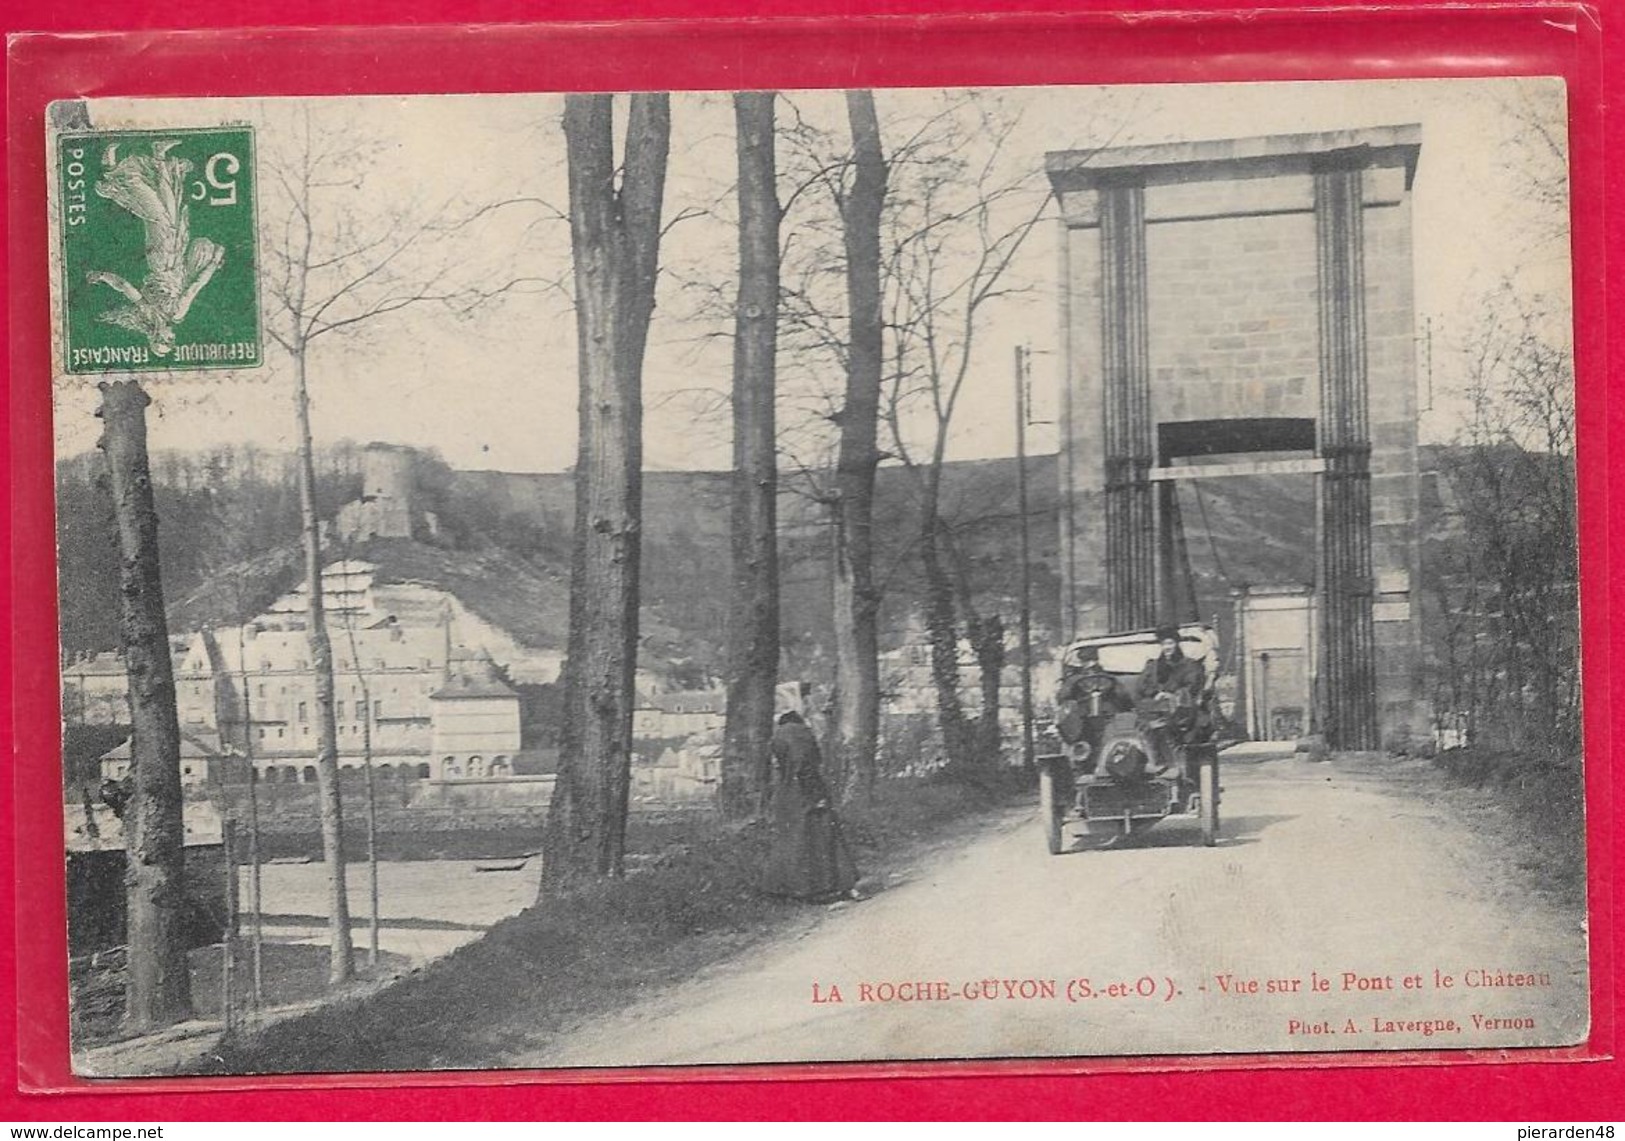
[49,78,1571,474]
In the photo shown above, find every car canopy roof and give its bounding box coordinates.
[1063,624,1220,684]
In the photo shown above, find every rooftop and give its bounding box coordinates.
[1047,124,1421,192]
[431,654,518,701]
[179,623,446,677]
[639,690,727,714]
[62,652,129,676]
[99,728,224,761]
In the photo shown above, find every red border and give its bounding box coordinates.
[5,1,1619,1120]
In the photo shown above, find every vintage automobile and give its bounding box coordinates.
[1038,623,1222,853]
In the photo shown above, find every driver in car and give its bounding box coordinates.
[1054,645,1132,750]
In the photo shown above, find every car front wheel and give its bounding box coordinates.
[1199,754,1220,847]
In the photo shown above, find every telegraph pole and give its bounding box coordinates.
[1014,345,1036,771]
[235,624,264,1008]
[336,555,381,967]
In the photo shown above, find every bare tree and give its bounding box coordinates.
[721,92,782,818]
[543,94,671,892]
[824,91,888,799]
[1429,284,1577,759]
[260,106,519,982]
[53,95,193,1031]
[99,381,194,1030]
[877,95,1052,773]
[1493,84,1571,260]
[771,92,1062,783]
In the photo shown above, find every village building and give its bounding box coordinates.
[632,688,727,739]
[96,728,230,787]
[80,559,542,786]
[60,650,139,726]
[429,652,522,780]
[878,614,1048,729]
[629,732,721,806]
[166,617,448,784]
[61,636,193,727]
[254,558,562,686]
[676,738,722,785]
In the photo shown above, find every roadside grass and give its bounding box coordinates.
[71,943,411,1047]
[199,769,1030,1075]
[1428,745,1588,907]
[1337,745,1587,909]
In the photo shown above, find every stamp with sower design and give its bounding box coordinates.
[56,123,261,374]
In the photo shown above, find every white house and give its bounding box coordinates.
[428,652,522,780]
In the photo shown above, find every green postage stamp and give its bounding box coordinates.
[55,124,261,374]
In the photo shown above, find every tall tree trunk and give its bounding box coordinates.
[99,380,193,1030]
[945,525,1004,768]
[830,90,887,800]
[292,350,353,984]
[920,523,973,770]
[916,387,972,770]
[544,93,670,893]
[971,613,1006,764]
[722,91,781,819]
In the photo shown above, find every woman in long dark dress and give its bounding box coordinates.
[760,712,860,902]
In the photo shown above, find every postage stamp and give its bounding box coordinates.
[55,123,261,374]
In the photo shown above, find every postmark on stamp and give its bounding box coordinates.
[55,124,261,374]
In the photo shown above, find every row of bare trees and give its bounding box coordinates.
[1427,289,1579,762]
[91,90,1051,1027]
[543,90,1056,889]
[876,100,1049,776]
[773,93,1054,785]
[540,89,891,885]
[91,96,538,1023]
[1427,89,1581,764]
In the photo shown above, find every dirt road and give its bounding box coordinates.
[528,750,1589,1068]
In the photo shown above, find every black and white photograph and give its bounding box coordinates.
[45,77,1587,1077]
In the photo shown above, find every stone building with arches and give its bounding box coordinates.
[93,574,530,787]
[428,652,522,782]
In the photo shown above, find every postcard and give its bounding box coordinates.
[43,78,1587,1078]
